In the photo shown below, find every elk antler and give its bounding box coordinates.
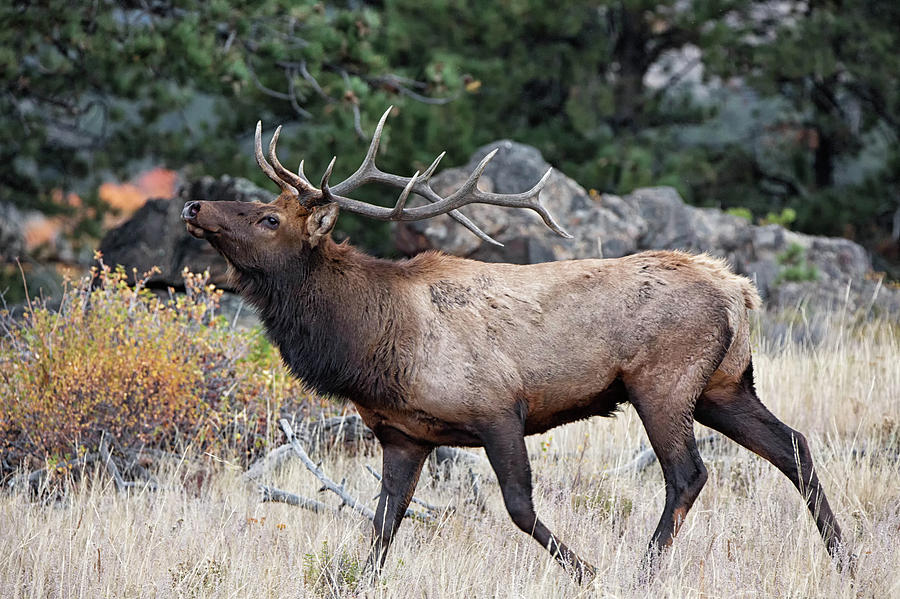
[255,122,301,200]
[257,107,573,245]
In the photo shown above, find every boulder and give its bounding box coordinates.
[395,140,900,314]
[0,203,26,264]
[97,176,273,290]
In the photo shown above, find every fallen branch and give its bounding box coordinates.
[99,437,127,493]
[259,484,333,513]
[244,444,331,514]
[431,445,487,468]
[99,436,158,492]
[296,414,376,452]
[244,444,294,482]
[601,434,721,476]
[280,418,375,521]
[6,453,98,492]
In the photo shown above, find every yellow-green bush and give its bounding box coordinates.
[0,257,324,476]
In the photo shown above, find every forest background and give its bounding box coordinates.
[2,0,898,287]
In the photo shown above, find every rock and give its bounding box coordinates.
[0,203,26,264]
[395,141,900,314]
[97,175,274,290]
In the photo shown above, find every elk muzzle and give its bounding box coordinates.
[182,201,219,239]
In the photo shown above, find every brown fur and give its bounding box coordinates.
[182,194,847,585]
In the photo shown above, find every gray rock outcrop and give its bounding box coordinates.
[396,140,899,314]
[0,203,26,264]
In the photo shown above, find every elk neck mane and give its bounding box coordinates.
[228,238,450,407]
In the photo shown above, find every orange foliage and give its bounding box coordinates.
[99,168,178,227]
[21,213,64,252]
[22,190,83,253]
[0,259,324,473]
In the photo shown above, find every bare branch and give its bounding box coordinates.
[295,60,334,102]
[6,453,98,492]
[368,74,460,105]
[100,435,158,492]
[285,70,313,118]
[259,484,333,513]
[245,54,294,102]
[279,418,375,521]
[244,443,294,481]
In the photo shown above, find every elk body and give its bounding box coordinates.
[182,108,846,584]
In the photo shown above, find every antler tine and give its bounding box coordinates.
[365,106,391,164]
[298,160,308,183]
[390,171,419,219]
[516,169,572,238]
[320,157,337,194]
[328,106,391,198]
[256,122,299,198]
[451,149,498,200]
[406,156,572,238]
[421,152,446,181]
[269,125,316,193]
[451,166,570,238]
[449,212,504,247]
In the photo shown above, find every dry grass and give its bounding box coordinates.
[2,311,898,598]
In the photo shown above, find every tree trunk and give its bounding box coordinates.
[609,5,650,132]
[813,127,835,189]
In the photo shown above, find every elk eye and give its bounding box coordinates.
[261,215,280,230]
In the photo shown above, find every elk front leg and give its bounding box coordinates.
[366,430,432,576]
[481,418,596,585]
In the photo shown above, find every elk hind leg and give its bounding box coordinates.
[631,395,708,559]
[695,361,847,561]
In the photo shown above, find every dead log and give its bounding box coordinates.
[244,444,293,481]
[99,436,159,492]
[280,418,375,520]
[259,485,333,513]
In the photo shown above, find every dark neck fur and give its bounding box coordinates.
[231,239,419,408]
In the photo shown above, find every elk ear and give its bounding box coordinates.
[307,202,340,247]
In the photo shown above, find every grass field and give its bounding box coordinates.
[1,311,898,598]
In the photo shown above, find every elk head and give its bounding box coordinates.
[182,106,572,275]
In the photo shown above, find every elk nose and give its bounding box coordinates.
[182,201,200,221]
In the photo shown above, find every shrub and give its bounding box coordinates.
[302,540,363,596]
[726,206,753,222]
[774,242,819,284]
[760,207,797,228]
[0,256,324,477]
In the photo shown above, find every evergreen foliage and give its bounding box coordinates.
[1,1,897,265]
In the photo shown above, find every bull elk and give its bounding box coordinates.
[182,107,847,584]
